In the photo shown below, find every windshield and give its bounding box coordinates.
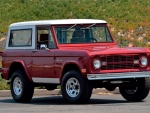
[54,24,113,44]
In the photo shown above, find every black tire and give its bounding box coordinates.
[119,78,149,102]
[61,70,92,104]
[10,70,34,102]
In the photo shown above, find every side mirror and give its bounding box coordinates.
[40,44,49,50]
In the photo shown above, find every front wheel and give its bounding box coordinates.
[61,70,92,103]
[119,78,149,102]
[10,70,34,102]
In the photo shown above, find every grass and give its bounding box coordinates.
[0,56,7,90]
[0,55,8,90]
[0,56,9,90]
[0,75,9,90]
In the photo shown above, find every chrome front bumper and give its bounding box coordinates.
[87,71,150,80]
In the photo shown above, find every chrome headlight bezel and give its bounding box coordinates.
[140,56,148,67]
[93,59,101,69]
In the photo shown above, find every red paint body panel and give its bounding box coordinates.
[2,49,32,80]
[54,49,89,79]
[11,60,33,81]
[32,49,55,78]
[58,45,149,55]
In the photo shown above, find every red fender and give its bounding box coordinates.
[9,60,33,82]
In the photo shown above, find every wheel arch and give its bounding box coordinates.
[60,62,82,82]
[8,60,32,81]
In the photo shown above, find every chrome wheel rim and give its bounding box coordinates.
[66,78,80,97]
[13,77,22,96]
[125,88,137,94]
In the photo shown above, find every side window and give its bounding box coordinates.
[9,29,32,47]
[37,27,56,49]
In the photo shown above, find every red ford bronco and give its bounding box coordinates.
[0,19,150,103]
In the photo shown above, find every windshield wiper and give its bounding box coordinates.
[81,23,96,29]
[61,24,76,31]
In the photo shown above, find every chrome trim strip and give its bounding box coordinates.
[32,77,60,84]
[56,58,63,62]
[87,71,150,80]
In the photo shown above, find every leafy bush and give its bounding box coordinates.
[0,76,9,90]
[0,0,149,47]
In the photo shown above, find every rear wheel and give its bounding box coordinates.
[61,70,92,103]
[119,78,149,101]
[10,70,34,102]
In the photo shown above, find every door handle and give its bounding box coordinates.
[32,50,38,53]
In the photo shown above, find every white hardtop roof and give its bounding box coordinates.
[9,19,107,27]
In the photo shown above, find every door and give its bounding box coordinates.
[32,26,58,84]
[32,50,55,78]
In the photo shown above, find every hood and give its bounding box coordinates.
[59,46,150,56]
[86,46,150,56]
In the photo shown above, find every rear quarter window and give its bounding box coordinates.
[9,29,32,47]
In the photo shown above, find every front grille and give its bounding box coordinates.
[100,54,140,70]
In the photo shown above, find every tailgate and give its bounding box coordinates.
[0,52,2,72]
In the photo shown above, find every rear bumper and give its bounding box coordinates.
[87,71,150,80]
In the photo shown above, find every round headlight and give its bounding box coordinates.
[141,57,148,67]
[93,59,101,69]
